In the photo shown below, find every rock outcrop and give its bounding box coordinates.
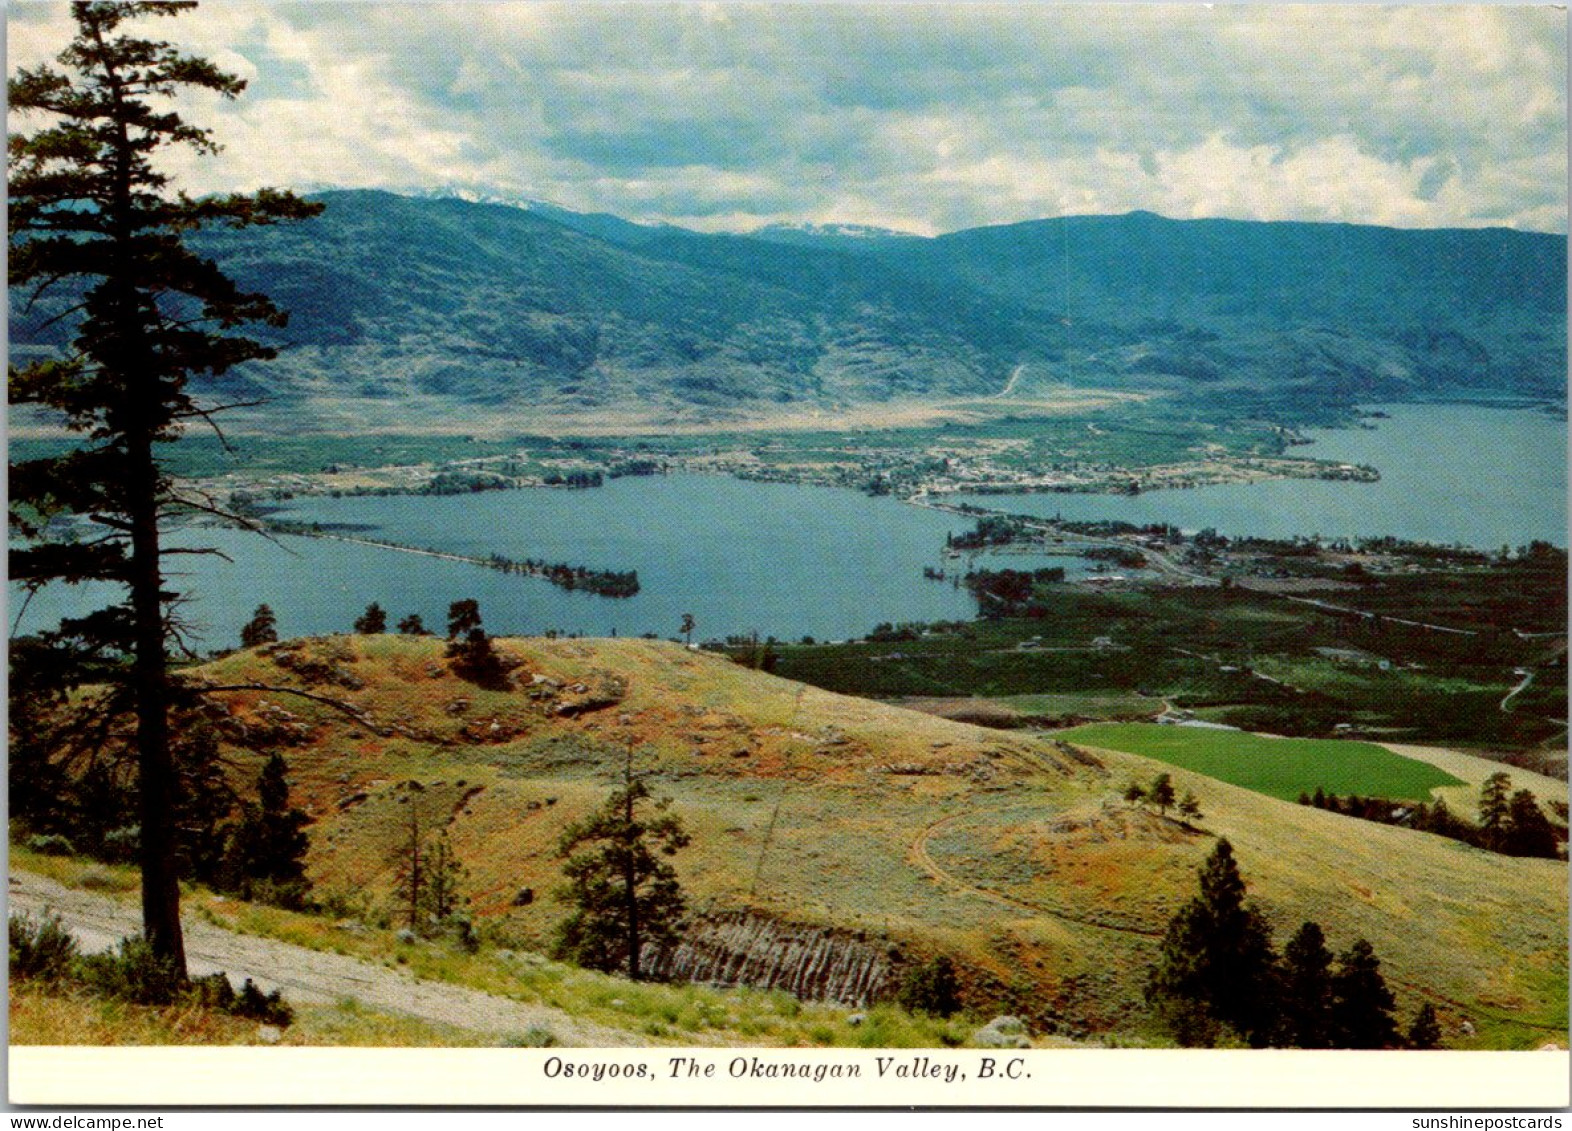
[650,911,891,1006]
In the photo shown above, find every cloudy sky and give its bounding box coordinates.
[8,2,1567,234]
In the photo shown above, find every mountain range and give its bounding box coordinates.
[10,190,1566,429]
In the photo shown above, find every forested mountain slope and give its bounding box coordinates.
[11,191,1564,427]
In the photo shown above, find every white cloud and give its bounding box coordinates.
[6,2,1565,233]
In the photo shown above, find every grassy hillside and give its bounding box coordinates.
[8,848,978,1049]
[65,633,1565,1047]
[1382,743,1569,816]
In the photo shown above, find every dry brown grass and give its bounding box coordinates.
[51,634,1567,1048]
[8,982,495,1046]
[1381,742,1569,815]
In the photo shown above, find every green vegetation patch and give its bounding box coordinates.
[1062,722,1464,803]
[774,565,1567,752]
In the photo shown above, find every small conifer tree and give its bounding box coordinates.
[553,753,689,981]
[225,753,312,909]
[241,605,280,649]
[442,601,507,685]
[447,599,483,640]
[1504,789,1559,859]
[421,829,469,925]
[353,603,388,634]
[392,804,426,932]
[1329,938,1399,1049]
[173,724,235,887]
[897,955,963,1018]
[1149,772,1176,816]
[1478,772,1512,851]
[1407,1002,1443,1050]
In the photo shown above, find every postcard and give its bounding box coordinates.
[6,0,1567,1111]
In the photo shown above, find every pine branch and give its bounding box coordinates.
[170,398,267,453]
[162,486,261,529]
[87,512,135,532]
[163,603,204,662]
[162,546,234,560]
[188,682,381,732]
[8,588,40,640]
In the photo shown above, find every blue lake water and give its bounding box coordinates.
[12,404,1564,646]
[953,404,1567,548]
[10,476,1096,646]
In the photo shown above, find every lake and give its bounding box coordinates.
[952,404,1567,548]
[10,476,1101,646]
[12,404,1562,646]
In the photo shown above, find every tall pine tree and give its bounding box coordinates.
[9,1,320,975]
[1145,838,1280,1047]
[1504,789,1559,859]
[225,753,312,909]
[1278,921,1335,1048]
[1329,938,1400,1049]
[1478,772,1513,851]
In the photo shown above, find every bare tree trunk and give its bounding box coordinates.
[624,783,640,980]
[405,807,424,930]
[128,430,185,977]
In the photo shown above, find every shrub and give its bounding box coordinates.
[233,979,294,1026]
[25,834,76,857]
[9,912,79,983]
[897,956,964,1018]
[195,973,292,1025]
[100,825,140,864]
[972,1015,1031,1049]
[246,878,313,914]
[81,940,296,1026]
[317,890,373,921]
[439,915,481,955]
[79,936,186,1006]
[503,1027,559,1048]
[78,868,127,892]
[190,972,237,1011]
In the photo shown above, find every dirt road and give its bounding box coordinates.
[909,806,1162,939]
[7,871,646,1046]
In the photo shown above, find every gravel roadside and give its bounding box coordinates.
[8,869,648,1047]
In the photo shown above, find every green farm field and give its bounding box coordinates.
[1059,722,1465,803]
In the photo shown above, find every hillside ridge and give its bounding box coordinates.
[139,632,1566,1046]
[11,191,1564,431]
